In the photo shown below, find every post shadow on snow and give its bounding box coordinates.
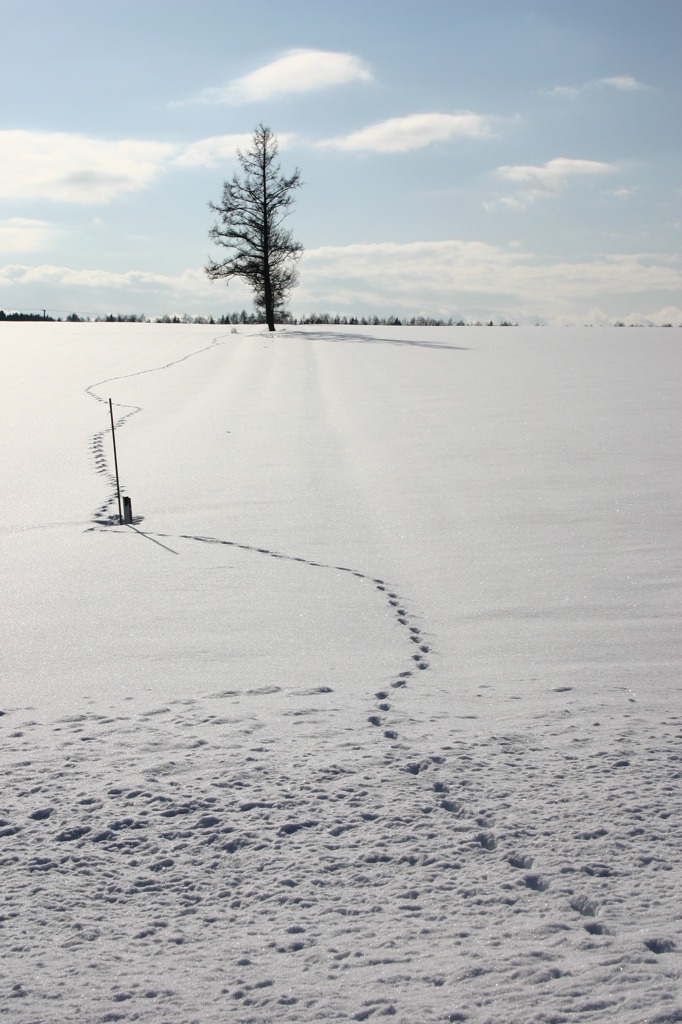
[126,524,179,555]
[284,330,469,351]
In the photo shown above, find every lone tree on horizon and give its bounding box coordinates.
[205,124,302,332]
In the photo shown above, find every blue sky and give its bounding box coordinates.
[1,0,680,323]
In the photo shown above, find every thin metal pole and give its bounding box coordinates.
[109,398,123,525]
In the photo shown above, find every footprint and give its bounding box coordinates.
[523,873,550,892]
[477,832,496,851]
[570,894,598,917]
[56,825,91,842]
[644,938,676,954]
[508,854,534,870]
[29,808,53,821]
[576,827,608,840]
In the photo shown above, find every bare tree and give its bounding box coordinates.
[205,124,302,332]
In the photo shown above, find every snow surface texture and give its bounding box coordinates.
[1,323,681,1023]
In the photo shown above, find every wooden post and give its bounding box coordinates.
[109,398,123,525]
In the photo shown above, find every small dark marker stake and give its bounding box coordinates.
[109,398,123,525]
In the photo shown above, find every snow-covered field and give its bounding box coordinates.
[1,322,680,1023]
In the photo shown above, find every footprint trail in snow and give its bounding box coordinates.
[3,327,676,1022]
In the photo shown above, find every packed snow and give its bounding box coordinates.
[1,322,680,1023]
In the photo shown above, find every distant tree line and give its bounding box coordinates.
[3,309,677,327]
[0,309,57,321]
[289,314,515,327]
[0,308,517,326]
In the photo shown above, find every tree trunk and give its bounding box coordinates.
[263,264,275,332]
[261,160,276,332]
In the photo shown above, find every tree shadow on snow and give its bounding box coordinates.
[284,330,468,351]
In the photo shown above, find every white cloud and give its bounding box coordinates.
[543,85,581,98]
[2,246,679,324]
[497,157,615,190]
[172,133,255,168]
[491,157,616,208]
[0,113,493,206]
[0,218,56,252]
[294,242,681,319]
[0,262,212,294]
[543,74,648,97]
[597,75,645,91]
[190,49,372,105]
[319,112,494,153]
[173,131,296,168]
[0,262,253,313]
[0,131,176,204]
[0,130,255,203]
